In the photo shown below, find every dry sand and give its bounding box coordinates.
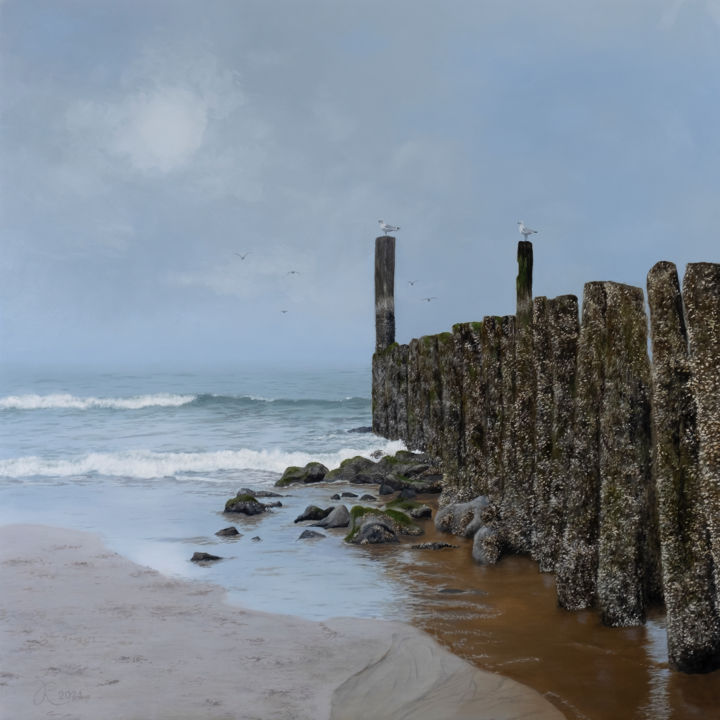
[0,524,564,720]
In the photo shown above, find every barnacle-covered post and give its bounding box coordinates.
[372,235,396,434]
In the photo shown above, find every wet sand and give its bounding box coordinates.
[0,523,564,720]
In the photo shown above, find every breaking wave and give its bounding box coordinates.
[0,393,369,411]
[0,441,406,480]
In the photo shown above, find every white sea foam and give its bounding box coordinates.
[0,441,407,480]
[0,393,197,411]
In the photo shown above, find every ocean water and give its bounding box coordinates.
[0,365,407,619]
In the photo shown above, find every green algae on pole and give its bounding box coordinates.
[648,261,720,672]
[683,263,720,620]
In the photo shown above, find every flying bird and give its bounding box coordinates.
[281,310,288,314]
[234,252,250,260]
[408,280,418,286]
[420,297,437,302]
[378,220,400,235]
[518,221,538,239]
[287,270,300,275]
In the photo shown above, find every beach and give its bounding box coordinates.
[0,523,563,720]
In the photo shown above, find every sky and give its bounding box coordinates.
[1,0,720,369]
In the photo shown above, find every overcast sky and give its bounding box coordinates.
[2,0,719,369]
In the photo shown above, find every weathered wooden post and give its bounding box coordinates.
[506,240,535,552]
[372,235,396,434]
[648,261,720,672]
[375,236,396,352]
[683,263,720,618]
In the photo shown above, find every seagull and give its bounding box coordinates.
[518,221,538,239]
[378,220,400,236]
[408,280,418,286]
[281,309,288,314]
[234,252,250,260]
[287,270,300,275]
[420,297,437,302]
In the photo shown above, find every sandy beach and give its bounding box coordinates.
[0,523,564,720]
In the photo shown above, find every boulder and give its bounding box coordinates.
[324,456,382,484]
[472,525,502,565]
[360,494,377,502]
[378,483,395,496]
[312,504,350,529]
[409,505,432,520]
[224,494,267,515]
[341,491,358,498]
[399,488,417,500]
[215,527,240,537]
[191,552,222,562]
[238,487,282,498]
[347,426,373,433]
[347,514,399,545]
[298,530,326,540]
[275,462,329,487]
[251,536,262,542]
[294,505,334,523]
[412,542,458,550]
[346,506,423,543]
[435,495,490,537]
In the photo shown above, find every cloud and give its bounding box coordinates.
[65,49,247,175]
[110,86,208,173]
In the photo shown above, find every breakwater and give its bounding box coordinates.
[371,235,720,673]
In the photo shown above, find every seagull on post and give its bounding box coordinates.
[378,220,400,236]
[518,221,538,239]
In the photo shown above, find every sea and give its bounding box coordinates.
[0,365,408,620]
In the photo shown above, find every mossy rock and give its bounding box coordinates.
[275,462,329,487]
[345,505,423,543]
[324,456,378,482]
[224,494,266,515]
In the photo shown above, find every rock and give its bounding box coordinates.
[251,536,262,542]
[411,542,458,550]
[341,491,358,498]
[378,484,395,496]
[324,456,381,484]
[298,530,326,540]
[399,488,416,500]
[348,514,399,545]
[312,504,350,529]
[346,506,423,543]
[264,501,282,508]
[348,426,373,433]
[360,494,377,502]
[330,493,341,500]
[238,487,282,498]
[215,527,240,537]
[224,494,267,515]
[275,462,329,487]
[472,525,502,565]
[435,496,490,537]
[191,552,222,562]
[294,505,333,523]
[409,505,432,520]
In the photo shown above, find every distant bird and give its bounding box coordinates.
[281,309,288,314]
[287,270,300,275]
[378,220,400,236]
[235,252,250,260]
[408,280,418,286]
[518,221,538,239]
[420,297,437,302]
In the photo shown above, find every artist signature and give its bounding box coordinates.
[33,679,89,706]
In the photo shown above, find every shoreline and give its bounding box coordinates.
[0,523,564,720]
